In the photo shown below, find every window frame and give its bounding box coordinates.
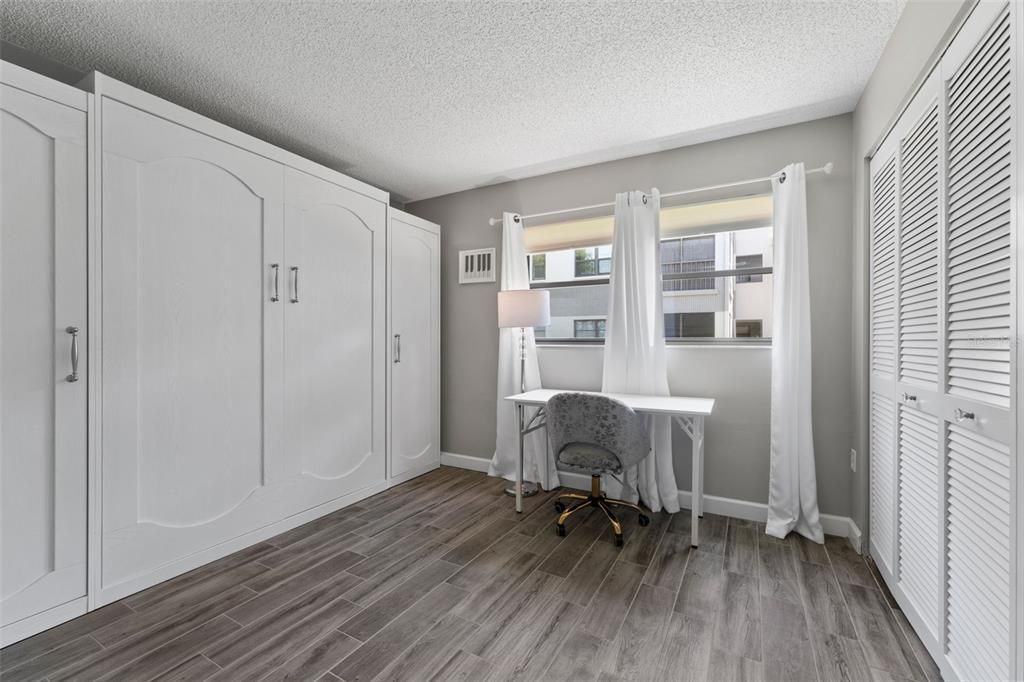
[529,235,773,346]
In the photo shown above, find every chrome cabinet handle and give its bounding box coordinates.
[65,326,80,382]
[270,264,280,302]
[394,334,401,363]
[290,266,299,303]
[954,408,975,423]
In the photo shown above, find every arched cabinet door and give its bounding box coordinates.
[283,168,387,506]
[388,210,440,480]
[99,99,286,603]
[0,78,88,640]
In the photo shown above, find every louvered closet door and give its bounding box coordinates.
[869,140,899,577]
[939,3,1016,680]
[894,72,945,641]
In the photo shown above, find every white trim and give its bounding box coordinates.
[0,60,88,111]
[441,451,862,551]
[441,451,491,472]
[0,597,88,648]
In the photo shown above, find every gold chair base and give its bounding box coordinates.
[555,475,649,547]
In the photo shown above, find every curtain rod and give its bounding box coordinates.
[487,161,834,226]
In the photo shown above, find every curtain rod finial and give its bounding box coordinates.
[488,217,502,226]
[823,161,834,175]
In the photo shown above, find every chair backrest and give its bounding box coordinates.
[546,392,651,469]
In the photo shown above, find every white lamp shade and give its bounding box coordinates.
[497,289,551,328]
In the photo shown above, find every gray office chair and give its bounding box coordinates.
[546,392,651,546]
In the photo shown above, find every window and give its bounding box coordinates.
[526,197,773,342]
[574,246,612,277]
[573,319,606,338]
[529,254,546,281]
[735,319,763,338]
[735,254,763,283]
[665,312,715,338]
[662,236,716,291]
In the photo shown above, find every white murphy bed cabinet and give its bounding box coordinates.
[387,210,441,480]
[0,63,90,645]
[868,2,1022,680]
[0,67,440,645]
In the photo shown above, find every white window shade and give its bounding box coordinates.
[521,194,773,252]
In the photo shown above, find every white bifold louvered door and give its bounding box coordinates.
[868,2,1020,680]
[870,70,946,640]
[940,3,1016,680]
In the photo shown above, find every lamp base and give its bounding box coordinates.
[504,481,540,497]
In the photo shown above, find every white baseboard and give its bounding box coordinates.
[1,597,88,648]
[441,451,863,552]
[441,451,491,472]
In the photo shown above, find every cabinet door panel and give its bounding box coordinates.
[100,99,285,596]
[389,216,440,478]
[284,168,385,505]
[0,84,87,628]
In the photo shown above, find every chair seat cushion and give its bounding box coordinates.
[557,442,623,476]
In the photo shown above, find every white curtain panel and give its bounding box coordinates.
[766,163,824,543]
[489,212,560,489]
[601,190,679,513]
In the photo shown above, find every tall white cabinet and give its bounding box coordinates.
[97,94,290,601]
[284,168,387,504]
[388,210,441,480]
[89,74,397,605]
[0,62,440,645]
[0,63,89,645]
[868,2,1021,680]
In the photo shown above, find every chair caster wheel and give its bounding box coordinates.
[554,501,566,513]
[556,523,566,537]
[614,534,624,547]
[638,514,650,527]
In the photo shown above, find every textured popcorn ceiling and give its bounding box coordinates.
[1,1,904,201]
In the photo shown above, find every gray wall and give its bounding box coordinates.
[1,40,85,84]
[408,114,855,517]
[849,0,972,540]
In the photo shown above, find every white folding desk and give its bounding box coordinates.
[505,389,715,548]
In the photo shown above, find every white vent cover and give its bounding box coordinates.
[458,248,496,284]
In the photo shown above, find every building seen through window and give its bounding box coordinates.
[527,224,772,341]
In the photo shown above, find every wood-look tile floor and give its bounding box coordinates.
[1,467,943,682]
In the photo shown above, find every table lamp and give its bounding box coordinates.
[497,289,550,497]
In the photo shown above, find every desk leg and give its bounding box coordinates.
[691,416,705,548]
[516,402,524,514]
[691,428,699,548]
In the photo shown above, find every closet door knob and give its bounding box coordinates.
[270,264,280,302]
[65,326,80,382]
[902,392,917,403]
[954,408,975,423]
[290,266,300,303]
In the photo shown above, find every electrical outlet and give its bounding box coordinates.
[850,448,857,472]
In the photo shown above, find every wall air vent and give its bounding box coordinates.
[458,248,496,284]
